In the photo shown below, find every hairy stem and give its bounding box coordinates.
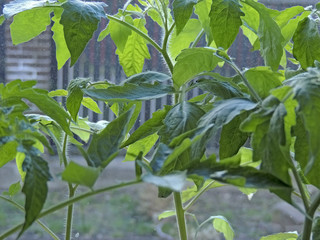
[174,192,188,240]
[190,29,205,48]
[0,196,60,240]
[302,191,320,240]
[65,184,76,240]
[0,180,141,239]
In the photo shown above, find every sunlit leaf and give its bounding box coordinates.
[172,0,197,34]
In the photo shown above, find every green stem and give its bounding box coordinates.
[70,126,93,134]
[174,192,188,240]
[184,180,216,212]
[0,196,60,240]
[65,184,76,240]
[290,163,309,211]
[0,180,141,239]
[229,61,262,103]
[161,23,175,73]
[190,29,205,48]
[302,191,320,240]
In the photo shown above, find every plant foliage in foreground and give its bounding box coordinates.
[1,0,320,239]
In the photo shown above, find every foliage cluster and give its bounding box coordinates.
[1,0,320,239]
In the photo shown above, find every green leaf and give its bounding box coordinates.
[3,0,50,18]
[244,67,283,99]
[0,139,18,167]
[87,107,134,168]
[168,19,202,61]
[61,161,100,188]
[70,117,91,142]
[3,80,71,135]
[213,216,234,240]
[244,0,284,71]
[142,171,187,192]
[60,0,107,66]
[172,0,197,34]
[81,97,101,114]
[312,217,320,240]
[116,18,150,76]
[19,145,51,236]
[83,82,175,102]
[219,113,249,159]
[173,48,222,87]
[124,133,158,162]
[197,78,244,99]
[0,15,5,25]
[67,78,90,121]
[52,8,71,69]
[198,98,257,131]
[108,13,133,52]
[209,0,244,49]
[260,233,298,240]
[10,7,52,45]
[158,210,176,220]
[122,106,172,147]
[285,68,320,187]
[123,71,171,84]
[2,181,21,197]
[293,17,320,70]
[48,89,68,97]
[194,0,214,44]
[159,101,205,145]
[196,215,234,240]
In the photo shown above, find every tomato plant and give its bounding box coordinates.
[1,0,320,239]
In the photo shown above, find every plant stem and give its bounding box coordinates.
[0,180,141,239]
[228,61,262,103]
[184,180,216,212]
[65,184,76,240]
[302,191,320,240]
[0,196,60,240]
[290,164,309,211]
[190,29,205,48]
[161,23,174,73]
[173,192,188,240]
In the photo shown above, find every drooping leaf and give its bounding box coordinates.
[116,18,150,76]
[87,107,134,168]
[121,106,172,147]
[213,216,234,240]
[142,171,187,192]
[168,19,203,60]
[66,78,90,121]
[244,0,284,71]
[108,13,133,52]
[209,0,244,49]
[197,78,245,99]
[124,133,158,162]
[3,80,71,135]
[10,7,53,45]
[260,232,298,240]
[198,98,257,131]
[60,0,107,66]
[3,0,51,18]
[123,71,171,84]
[81,97,101,114]
[285,68,320,187]
[219,113,249,159]
[194,0,214,44]
[19,144,51,236]
[0,139,18,167]
[244,67,284,99]
[159,101,205,145]
[292,17,320,70]
[61,161,100,188]
[52,7,71,69]
[173,48,222,87]
[172,0,197,34]
[83,82,175,102]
